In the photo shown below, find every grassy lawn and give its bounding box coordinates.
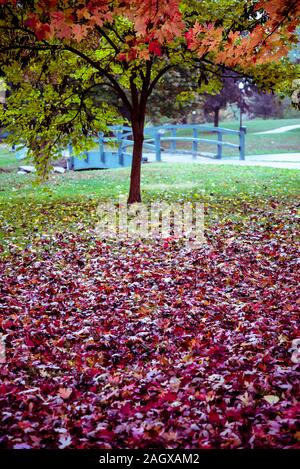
[0,158,299,254]
[218,117,300,132]
[0,146,18,169]
[1,161,300,202]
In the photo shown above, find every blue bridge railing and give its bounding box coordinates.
[69,124,246,170]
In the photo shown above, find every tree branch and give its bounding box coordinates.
[64,45,132,111]
[200,58,252,80]
[0,44,60,53]
[148,64,176,96]
[95,25,120,53]
[140,60,152,111]
[130,74,139,113]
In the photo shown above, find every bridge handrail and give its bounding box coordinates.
[100,124,246,161]
[121,136,240,149]
[144,124,242,135]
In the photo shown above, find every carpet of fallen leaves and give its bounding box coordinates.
[0,201,299,449]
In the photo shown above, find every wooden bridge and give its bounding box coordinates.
[68,124,247,170]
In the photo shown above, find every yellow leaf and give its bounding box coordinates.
[263,395,279,404]
[294,431,300,442]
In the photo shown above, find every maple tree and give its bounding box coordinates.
[0,0,299,202]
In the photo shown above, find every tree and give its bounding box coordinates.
[202,75,243,127]
[0,1,299,203]
[247,91,284,119]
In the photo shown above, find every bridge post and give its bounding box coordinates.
[116,127,124,166]
[216,129,222,159]
[171,127,176,153]
[192,127,198,159]
[99,132,105,163]
[67,144,73,170]
[239,126,246,160]
[155,130,161,162]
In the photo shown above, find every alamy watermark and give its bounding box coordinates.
[0,334,5,364]
[290,338,300,364]
[95,197,205,248]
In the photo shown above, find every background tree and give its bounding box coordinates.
[0,0,299,202]
[247,91,284,119]
[202,74,246,127]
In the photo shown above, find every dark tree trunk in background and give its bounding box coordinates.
[214,108,220,127]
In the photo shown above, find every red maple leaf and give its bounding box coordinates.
[149,40,162,56]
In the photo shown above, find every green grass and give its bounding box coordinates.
[0,146,19,169]
[218,117,300,133]
[0,117,299,254]
[171,117,300,135]
[1,162,300,202]
[0,161,299,253]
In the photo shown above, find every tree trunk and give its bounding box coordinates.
[214,108,220,127]
[127,118,144,204]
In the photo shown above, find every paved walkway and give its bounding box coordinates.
[145,152,300,170]
[255,124,300,135]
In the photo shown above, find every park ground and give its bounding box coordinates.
[0,118,299,449]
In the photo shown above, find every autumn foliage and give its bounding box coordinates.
[1,0,299,64]
[0,207,299,448]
